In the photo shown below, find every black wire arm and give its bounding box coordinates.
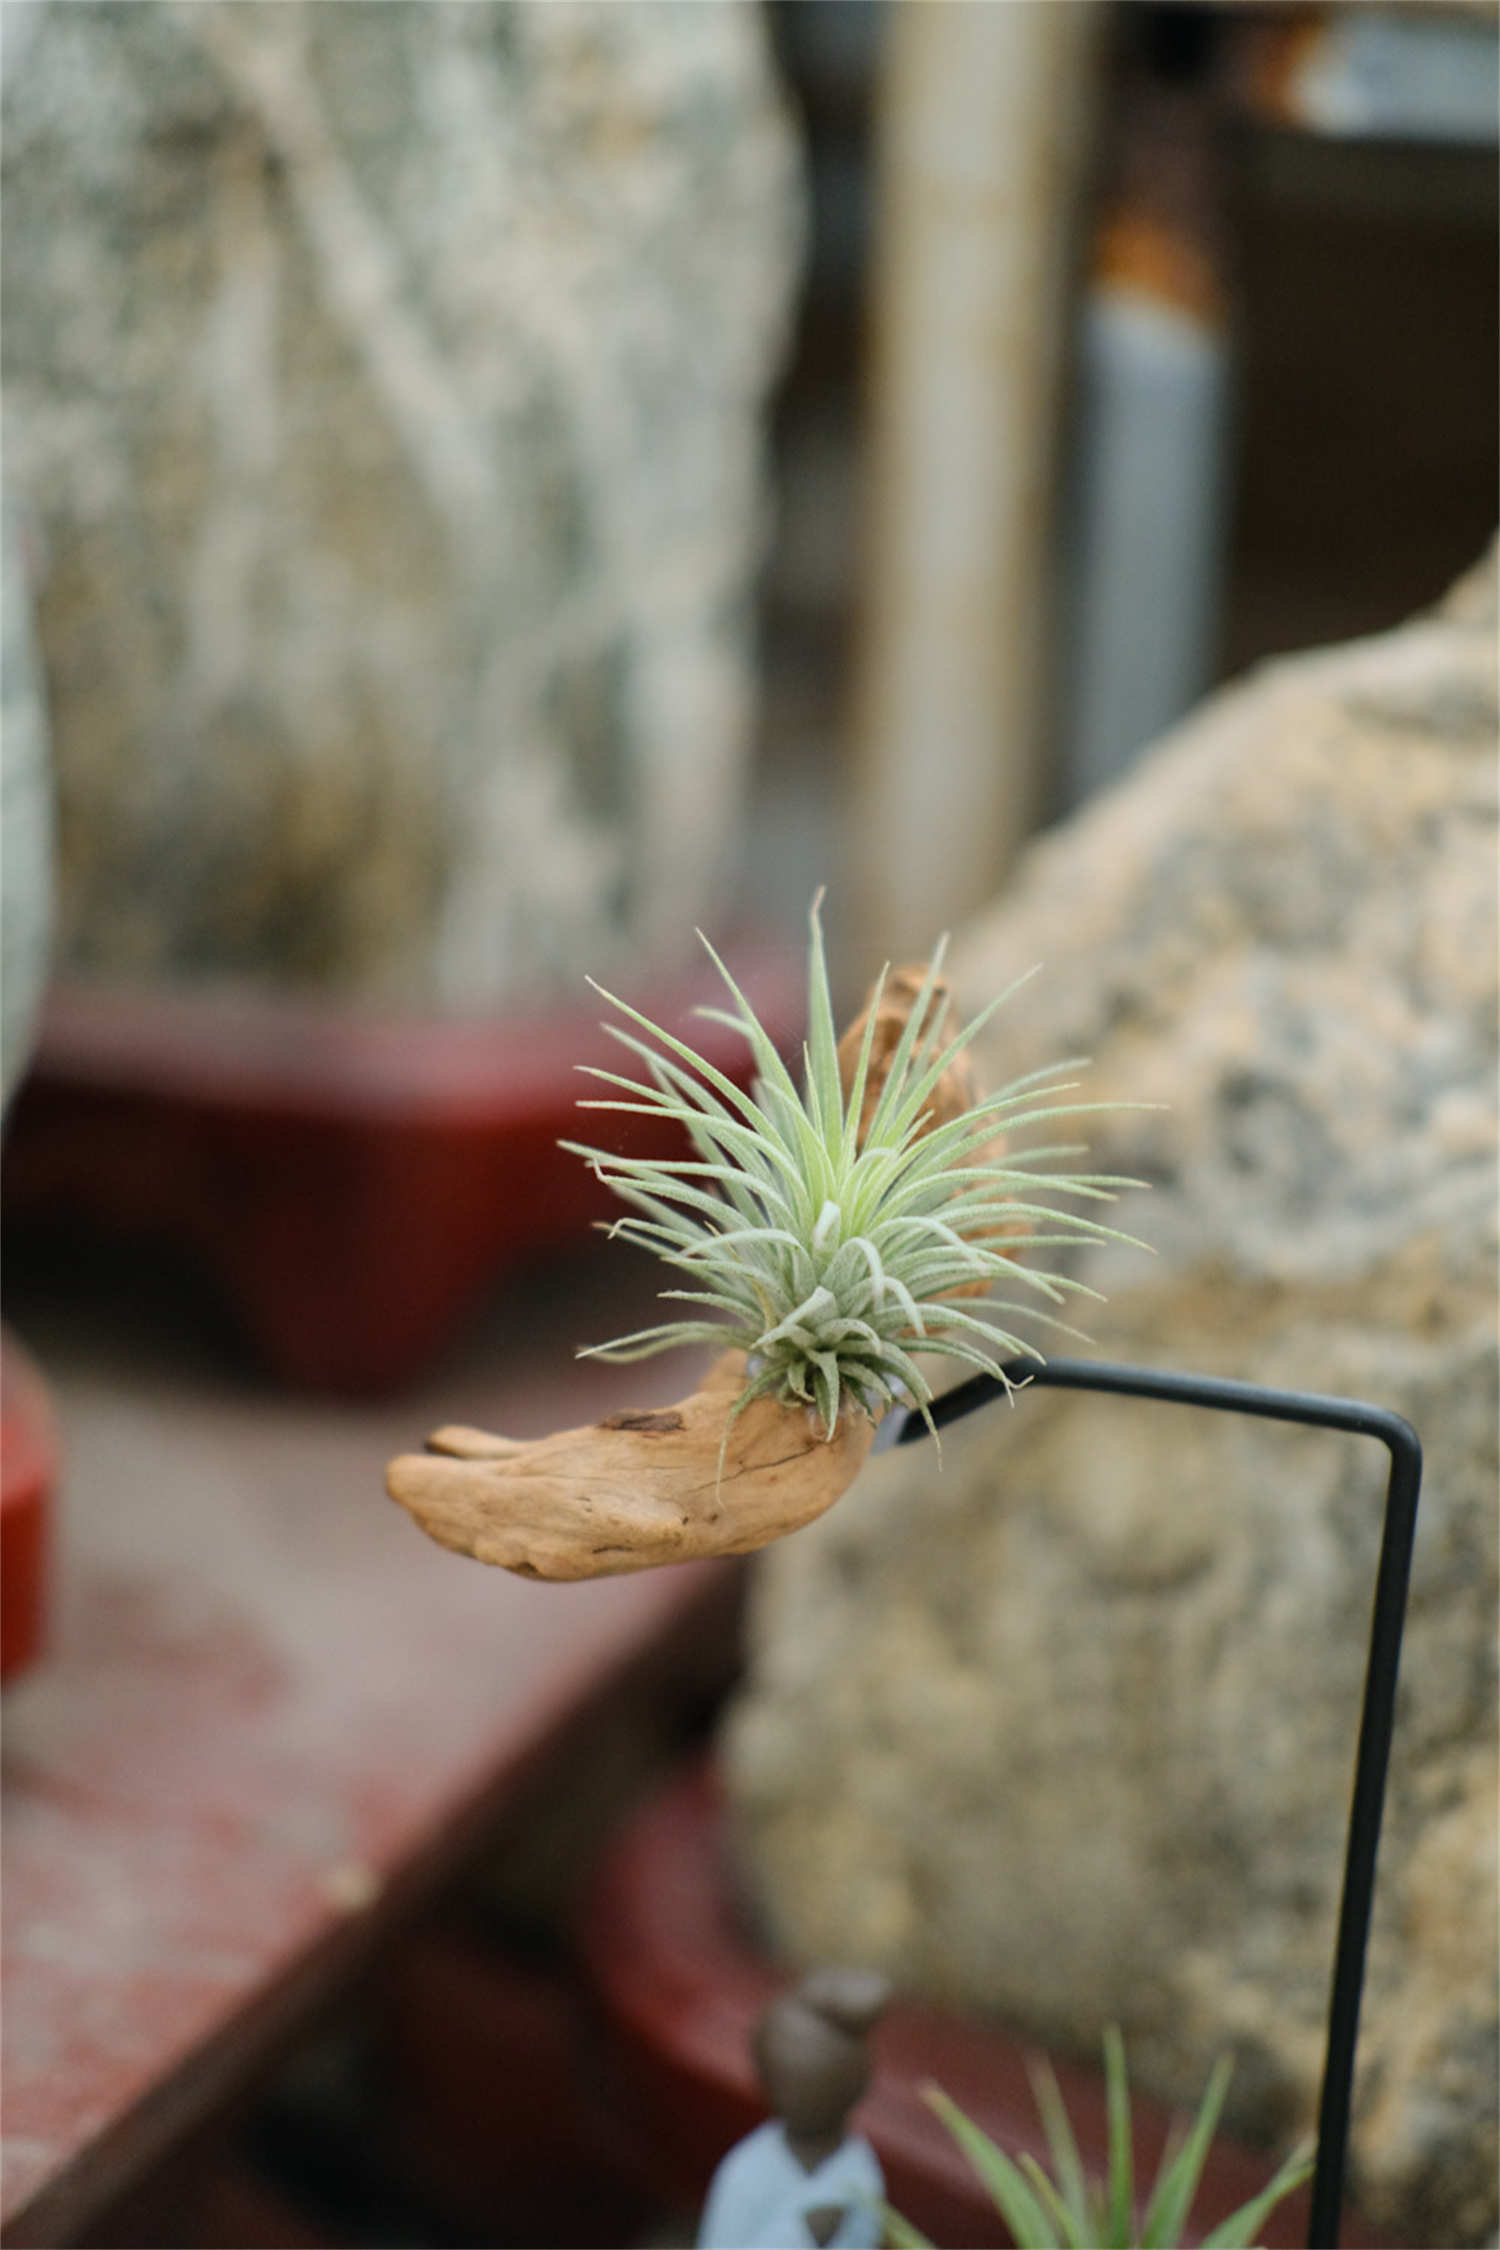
[891,1356,1423,2250]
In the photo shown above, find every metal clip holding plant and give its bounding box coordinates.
[385,898,1147,1581]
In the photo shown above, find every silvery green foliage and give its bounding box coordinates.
[565,904,1144,1437]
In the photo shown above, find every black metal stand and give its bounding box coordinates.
[890,1357,1422,2250]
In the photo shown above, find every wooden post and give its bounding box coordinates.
[849,0,1101,965]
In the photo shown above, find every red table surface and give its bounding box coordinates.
[0,1254,728,2248]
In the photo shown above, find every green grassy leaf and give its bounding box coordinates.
[1139,2057,1232,2249]
[880,2201,936,2248]
[923,2085,1062,2249]
[1104,2027,1135,2247]
[886,2043,1314,2250]
[1197,2145,1315,2250]
[1028,2056,1092,2242]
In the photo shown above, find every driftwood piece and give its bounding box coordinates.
[836,963,979,1142]
[385,1350,873,1581]
[386,963,993,1581]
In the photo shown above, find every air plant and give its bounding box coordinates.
[385,901,1149,1580]
[564,897,1146,1446]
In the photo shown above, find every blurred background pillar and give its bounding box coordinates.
[849,0,1101,968]
[1059,33,1233,809]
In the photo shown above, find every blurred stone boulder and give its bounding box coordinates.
[724,551,1499,2247]
[1,502,53,1110]
[1,0,801,1002]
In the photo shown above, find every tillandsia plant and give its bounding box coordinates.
[884,2029,1315,2250]
[384,900,1148,1582]
[564,896,1145,1447]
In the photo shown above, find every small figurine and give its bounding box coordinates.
[697,1967,892,2250]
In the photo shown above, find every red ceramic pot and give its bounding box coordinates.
[2,941,802,1393]
[1,1326,57,1683]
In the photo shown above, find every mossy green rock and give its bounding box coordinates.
[725,552,1499,2248]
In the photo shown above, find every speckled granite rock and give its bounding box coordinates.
[1,0,800,1001]
[725,551,1499,2247]
[1,500,53,1110]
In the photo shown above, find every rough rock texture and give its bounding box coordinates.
[724,552,1499,2247]
[1,1,800,1002]
[1,501,53,1109]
